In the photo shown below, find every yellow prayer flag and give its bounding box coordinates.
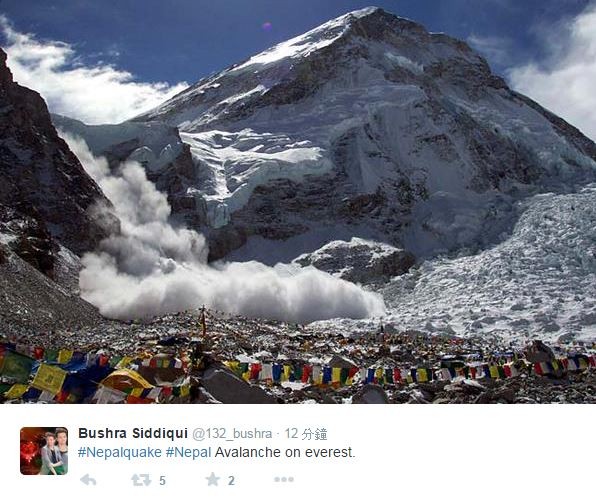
[282,365,291,381]
[489,365,500,379]
[131,388,143,397]
[57,349,74,364]
[116,356,134,369]
[100,369,153,391]
[331,368,341,384]
[4,384,28,399]
[31,364,67,395]
[417,368,429,382]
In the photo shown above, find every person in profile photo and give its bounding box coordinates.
[39,432,64,475]
[55,428,68,474]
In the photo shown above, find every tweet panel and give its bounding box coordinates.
[3,405,595,502]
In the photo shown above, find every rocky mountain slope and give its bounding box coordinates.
[0,49,116,258]
[0,48,116,330]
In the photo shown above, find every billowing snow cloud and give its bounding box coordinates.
[61,132,386,323]
[0,15,188,124]
[508,4,596,141]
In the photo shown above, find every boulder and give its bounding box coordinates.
[352,384,389,404]
[201,365,278,404]
[294,237,415,284]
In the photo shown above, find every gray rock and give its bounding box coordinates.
[201,365,278,404]
[294,238,415,284]
[352,384,389,404]
[524,340,556,364]
[327,354,358,368]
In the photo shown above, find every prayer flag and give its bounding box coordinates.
[94,385,127,404]
[331,367,341,385]
[410,369,417,383]
[261,364,273,382]
[302,365,312,383]
[38,390,56,402]
[385,368,394,384]
[272,364,282,382]
[376,367,386,385]
[322,366,332,384]
[312,365,322,385]
[31,364,67,395]
[282,365,291,381]
[4,383,28,399]
[416,368,429,383]
[340,367,349,385]
[116,356,135,369]
[45,349,59,362]
[0,350,34,382]
[57,349,74,364]
[250,363,261,381]
[347,366,359,385]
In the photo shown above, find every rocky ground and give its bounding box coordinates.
[2,308,594,404]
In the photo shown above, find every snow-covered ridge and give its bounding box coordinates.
[53,114,184,173]
[231,7,382,72]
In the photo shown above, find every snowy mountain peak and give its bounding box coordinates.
[135,7,484,130]
[90,10,596,257]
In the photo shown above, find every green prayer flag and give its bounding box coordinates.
[0,351,34,382]
[340,368,349,384]
[44,348,59,362]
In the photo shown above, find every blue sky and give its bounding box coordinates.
[0,0,590,81]
[1,0,595,138]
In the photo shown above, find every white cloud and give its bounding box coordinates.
[508,4,596,141]
[0,15,188,124]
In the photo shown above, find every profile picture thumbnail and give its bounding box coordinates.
[20,427,68,475]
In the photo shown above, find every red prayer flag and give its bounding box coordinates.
[250,363,261,380]
[302,365,313,383]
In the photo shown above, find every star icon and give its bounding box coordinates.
[206,472,220,486]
